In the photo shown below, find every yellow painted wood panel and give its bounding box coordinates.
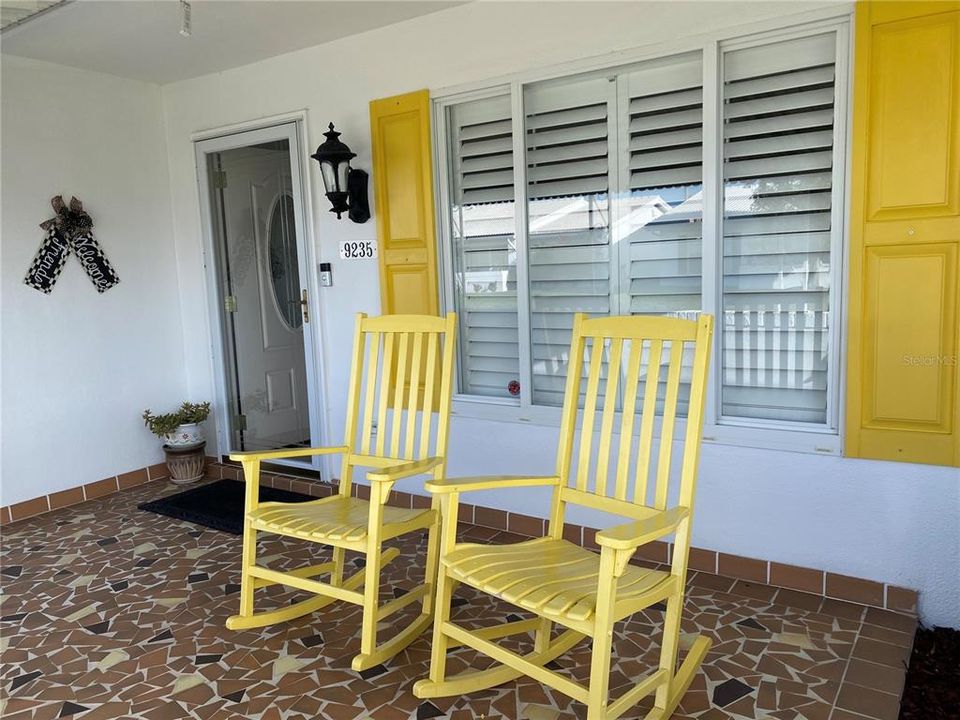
[867,11,960,220]
[370,90,441,406]
[369,89,439,317]
[863,244,957,428]
[846,1,960,466]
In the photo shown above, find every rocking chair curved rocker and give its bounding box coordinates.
[414,312,714,720]
[226,312,457,672]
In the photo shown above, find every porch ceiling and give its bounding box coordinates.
[0,0,466,84]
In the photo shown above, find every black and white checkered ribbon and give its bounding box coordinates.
[23,196,119,294]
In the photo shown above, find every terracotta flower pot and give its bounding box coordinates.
[164,441,206,485]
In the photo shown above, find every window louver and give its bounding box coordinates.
[448,95,520,398]
[623,55,704,417]
[721,33,836,424]
[525,77,611,406]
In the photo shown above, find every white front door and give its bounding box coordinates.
[220,145,310,449]
[196,123,324,466]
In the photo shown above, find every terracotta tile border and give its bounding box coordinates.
[9,456,915,620]
[367,482,914,616]
[885,584,919,614]
[215,461,920,618]
[0,456,217,526]
[47,486,85,511]
[718,552,769,583]
[9,496,49,522]
[220,462,917,618]
[769,561,824,594]
[827,571,886,607]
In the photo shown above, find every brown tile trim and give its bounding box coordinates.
[9,496,50,522]
[826,572,886,607]
[147,463,170,481]
[582,526,599,550]
[507,512,545,538]
[48,486,86,510]
[885,585,918,614]
[206,462,923,618]
[118,468,149,490]
[84,477,119,500]
[769,561,824,594]
[687,547,717,573]
[562,523,582,546]
[636,539,671,564]
[718,552,768,583]
[0,457,219,526]
[473,506,508,531]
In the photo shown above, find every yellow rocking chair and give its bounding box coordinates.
[414,312,714,720]
[227,312,457,672]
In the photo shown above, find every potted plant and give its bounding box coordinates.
[143,402,211,485]
[142,401,211,447]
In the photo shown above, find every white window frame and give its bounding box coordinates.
[431,7,853,456]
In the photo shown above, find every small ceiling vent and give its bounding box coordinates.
[1,0,70,32]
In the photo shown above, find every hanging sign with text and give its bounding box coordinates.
[24,195,120,294]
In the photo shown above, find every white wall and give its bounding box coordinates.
[160,2,960,627]
[1,55,187,505]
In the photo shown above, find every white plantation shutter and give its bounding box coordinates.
[721,33,836,424]
[448,96,520,398]
[525,77,612,406]
[621,54,704,416]
[437,29,844,438]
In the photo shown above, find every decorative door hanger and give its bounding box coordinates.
[24,195,120,294]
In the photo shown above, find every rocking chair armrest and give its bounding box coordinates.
[367,456,444,483]
[228,446,349,463]
[425,475,562,494]
[596,507,690,551]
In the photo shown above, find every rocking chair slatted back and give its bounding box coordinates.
[554,313,713,525]
[340,313,457,496]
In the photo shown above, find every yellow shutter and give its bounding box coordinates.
[369,89,439,316]
[846,1,960,466]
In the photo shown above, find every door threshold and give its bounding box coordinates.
[219,455,322,481]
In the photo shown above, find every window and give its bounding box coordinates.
[438,23,846,447]
[447,95,518,398]
[721,34,838,425]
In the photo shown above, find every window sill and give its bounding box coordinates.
[451,397,842,457]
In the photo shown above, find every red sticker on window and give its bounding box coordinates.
[508,380,520,396]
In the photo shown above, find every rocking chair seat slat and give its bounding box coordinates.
[443,538,671,625]
[250,494,432,544]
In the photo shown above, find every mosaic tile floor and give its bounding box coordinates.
[1,478,915,720]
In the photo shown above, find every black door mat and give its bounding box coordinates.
[138,479,314,535]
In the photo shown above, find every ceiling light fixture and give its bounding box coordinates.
[179,0,191,37]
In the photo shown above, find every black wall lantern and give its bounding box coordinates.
[311,123,370,224]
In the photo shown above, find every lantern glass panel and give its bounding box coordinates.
[320,161,337,193]
[337,161,351,191]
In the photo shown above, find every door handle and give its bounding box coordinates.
[300,289,309,323]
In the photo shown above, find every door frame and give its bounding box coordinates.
[194,114,330,477]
